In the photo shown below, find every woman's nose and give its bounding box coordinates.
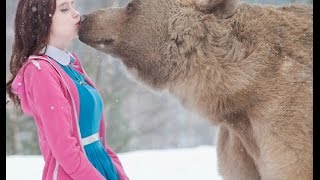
[73,8,80,19]
[80,15,87,24]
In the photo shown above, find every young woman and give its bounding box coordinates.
[6,0,129,179]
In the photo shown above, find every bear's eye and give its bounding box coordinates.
[126,2,134,14]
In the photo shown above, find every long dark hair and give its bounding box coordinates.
[6,0,56,107]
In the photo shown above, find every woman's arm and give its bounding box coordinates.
[100,115,129,180]
[105,145,130,180]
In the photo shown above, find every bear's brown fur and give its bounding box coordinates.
[79,0,313,179]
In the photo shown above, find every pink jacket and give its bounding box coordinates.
[11,54,129,180]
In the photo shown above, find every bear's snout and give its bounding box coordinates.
[78,9,124,52]
[80,15,87,25]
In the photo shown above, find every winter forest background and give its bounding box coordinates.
[6,0,312,155]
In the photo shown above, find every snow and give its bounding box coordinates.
[6,145,222,180]
[32,7,37,12]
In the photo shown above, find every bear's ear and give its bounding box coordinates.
[179,0,240,18]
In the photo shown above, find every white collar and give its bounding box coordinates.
[39,45,75,66]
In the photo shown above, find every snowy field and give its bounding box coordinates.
[6,145,222,180]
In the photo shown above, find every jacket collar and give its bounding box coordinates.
[39,45,75,66]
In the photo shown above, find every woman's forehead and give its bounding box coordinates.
[56,0,75,6]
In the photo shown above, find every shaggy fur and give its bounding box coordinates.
[78,0,313,179]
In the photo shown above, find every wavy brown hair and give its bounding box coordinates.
[6,0,56,107]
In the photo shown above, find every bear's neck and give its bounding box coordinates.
[167,14,268,124]
[168,68,263,125]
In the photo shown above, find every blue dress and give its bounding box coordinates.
[58,57,119,180]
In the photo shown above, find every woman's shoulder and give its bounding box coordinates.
[24,58,55,72]
[23,56,61,80]
[12,56,63,97]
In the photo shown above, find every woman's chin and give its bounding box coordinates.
[73,30,79,39]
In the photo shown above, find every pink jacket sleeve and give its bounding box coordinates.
[100,116,129,180]
[105,145,130,180]
[24,61,105,180]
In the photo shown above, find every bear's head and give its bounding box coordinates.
[78,0,239,90]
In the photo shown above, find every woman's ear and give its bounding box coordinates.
[179,0,240,19]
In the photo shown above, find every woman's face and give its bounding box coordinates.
[49,0,80,47]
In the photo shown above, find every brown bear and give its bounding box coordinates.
[78,0,313,179]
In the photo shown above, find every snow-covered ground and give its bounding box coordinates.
[6,145,222,180]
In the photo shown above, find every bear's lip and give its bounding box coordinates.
[97,38,115,44]
[79,36,114,46]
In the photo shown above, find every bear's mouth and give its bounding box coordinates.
[79,36,114,46]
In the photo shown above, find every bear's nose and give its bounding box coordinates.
[80,15,87,24]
